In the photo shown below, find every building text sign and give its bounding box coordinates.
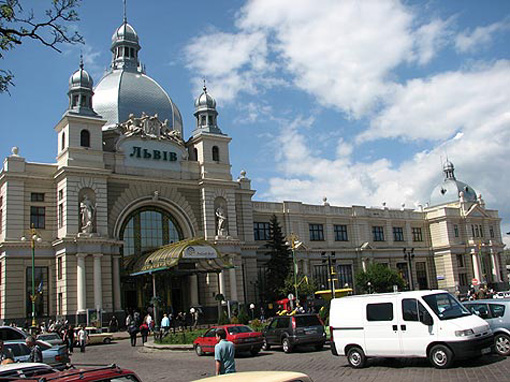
[183,245,218,259]
[121,139,185,171]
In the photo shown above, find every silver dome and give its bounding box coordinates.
[93,70,183,134]
[194,86,216,109]
[69,67,93,89]
[430,161,477,206]
[112,22,139,45]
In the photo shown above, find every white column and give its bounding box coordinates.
[76,253,87,313]
[362,257,368,273]
[190,274,199,306]
[93,254,103,310]
[471,250,481,281]
[491,250,502,282]
[219,271,226,297]
[112,256,121,312]
[229,263,238,302]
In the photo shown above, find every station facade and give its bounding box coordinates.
[0,18,505,323]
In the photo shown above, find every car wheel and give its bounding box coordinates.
[195,344,204,356]
[346,346,366,368]
[314,343,324,351]
[429,344,453,369]
[282,338,293,353]
[495,333,510,356]
[103,338,112,344]
[250,348,260,356]
[262,339,270,351]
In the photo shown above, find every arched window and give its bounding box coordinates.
[120,207,183,258]
[80,129,90,148]
[193,148,198,161]
[61,132,65,151]
[212,146,220,162]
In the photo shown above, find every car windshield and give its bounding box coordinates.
[227,326,253,334]
[423,292,471,320]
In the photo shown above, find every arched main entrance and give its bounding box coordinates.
[119,206,185,312]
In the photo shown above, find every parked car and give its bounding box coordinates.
[3,340,70,367]
[463,299,510,356]
[191,371,313,382]
[262,314,326,353]
[0,326,28,341]
[193,325,263,356]
[14,364,142,382]
[0,363,55,380]
[74,327,113,345]
[37,333,64,346]
[329,290,493,369]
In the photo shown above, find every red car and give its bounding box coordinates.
[19,364,142,382]
[193,324,263,356]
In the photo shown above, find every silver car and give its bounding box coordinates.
[3,341,70,367]
[463,299,510,356]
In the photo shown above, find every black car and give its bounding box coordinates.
[262,314,326,353]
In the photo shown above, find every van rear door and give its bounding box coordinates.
[364,299,402,356]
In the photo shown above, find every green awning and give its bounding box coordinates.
[130,238,233,276]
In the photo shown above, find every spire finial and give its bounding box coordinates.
[123,0,127,23]
[79,52,84,70]
[203,78,207,92]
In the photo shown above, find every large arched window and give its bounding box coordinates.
[120,206,183,257]
[80,129,90,148]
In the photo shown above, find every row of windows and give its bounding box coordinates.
[453,224,495,239]
[61,130,91,151]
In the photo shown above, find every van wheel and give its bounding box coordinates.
[346,346,366,368]
[429,344,453,369]
[495,334,510,356]
[262,339,270,351]
[282,338,293,353]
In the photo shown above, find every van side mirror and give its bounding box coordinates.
[420,311,433,326]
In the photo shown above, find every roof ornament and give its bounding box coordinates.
[203,78,207,93]
[123,0,127,23]
[79,52,84,70]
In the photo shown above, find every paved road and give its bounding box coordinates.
[71,339,510,382]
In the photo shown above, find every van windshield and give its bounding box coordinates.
[422,292,471,320]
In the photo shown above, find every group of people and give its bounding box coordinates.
[465,284,496,300]
[0,337,41,364]
[125,310,153,346]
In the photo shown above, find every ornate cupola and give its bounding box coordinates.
[192,82,222,136]
[67,56,97,116]
[110,13,141,72]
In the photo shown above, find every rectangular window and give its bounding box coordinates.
[372,226,384,241]
[58,203,64,229]
[334,225,348,241]
[402,298,419,321]
[459,273,468,286]
[253,222,271,241]
[454,224,459,238]
[26,266,49,317]
[58,293,63,316]
[58,189,63,201]
[479,225,484,237]
[309,224,324,241]
[489,226,495,238]
[367,303,393,321]
[415,262,428,290]
[313,264,329,289]
[397,262,409,288]
[336,264,353,288]
[412,227,423,242]
[393,227,404,242]
[30,193,45,202]
[489,304,505,318]
[456,254,465,268]
[471,224,475,237]
[475,225,480,237]
[30,206,45,229]
[57,257,63,280]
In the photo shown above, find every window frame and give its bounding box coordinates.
[372,226,384,242]
[334,224,348,241]
[367,303,394,321]
[309,223,324,241]
[412,227,423,242]
[393,226,404,242]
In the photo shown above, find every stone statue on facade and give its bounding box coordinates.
[80,195,96,234]
[215,206,228,237]
[117,113,183,145]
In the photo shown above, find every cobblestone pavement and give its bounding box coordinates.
[70,339,510,382]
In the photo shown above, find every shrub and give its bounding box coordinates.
[237,306,250,325]
[156,328,208,345]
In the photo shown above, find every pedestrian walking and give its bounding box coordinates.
[160,314,170,339]
[214,328,236,375]
[77,326,88,353]
[26,336,43,363]
[140,322,149,344]
[63,325,75,353]
[128,323,138,347]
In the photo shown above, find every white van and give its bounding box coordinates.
[329,290,493,368]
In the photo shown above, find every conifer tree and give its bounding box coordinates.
[264,214,291,302]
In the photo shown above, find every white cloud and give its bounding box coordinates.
[412,18,453,65]
[358,60,510,142]
[455,18,510,53]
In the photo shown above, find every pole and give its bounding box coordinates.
[152,272,157,328]
[31,236,36,327]
[292,246,298,305]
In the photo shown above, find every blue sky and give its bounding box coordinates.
[1,0,510,243]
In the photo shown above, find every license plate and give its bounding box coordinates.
[481,347,491,355]
[305,329,317,335]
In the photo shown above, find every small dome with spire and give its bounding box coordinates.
[69,58,93,90]
[111,21,139,45]
[429,160,477,207]
[194,84,217,109]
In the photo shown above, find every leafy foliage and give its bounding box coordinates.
[156,328,208,345]
[355,263,405,293]
[264,215,292,302]
[280,273,318,302]
[0,0,84,92]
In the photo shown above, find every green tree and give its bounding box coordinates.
[280,273,318,303]
[355,263,405,293]
[264,214,291,302]
[0,0,83,93]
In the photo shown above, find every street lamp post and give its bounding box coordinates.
[287,233,302,306]
[403,247,415,290]
[21,225,42,330]
[321,252,337,299]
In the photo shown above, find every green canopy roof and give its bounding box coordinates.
[130,238,233,276]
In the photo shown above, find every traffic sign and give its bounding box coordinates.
[472,278,479,286]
